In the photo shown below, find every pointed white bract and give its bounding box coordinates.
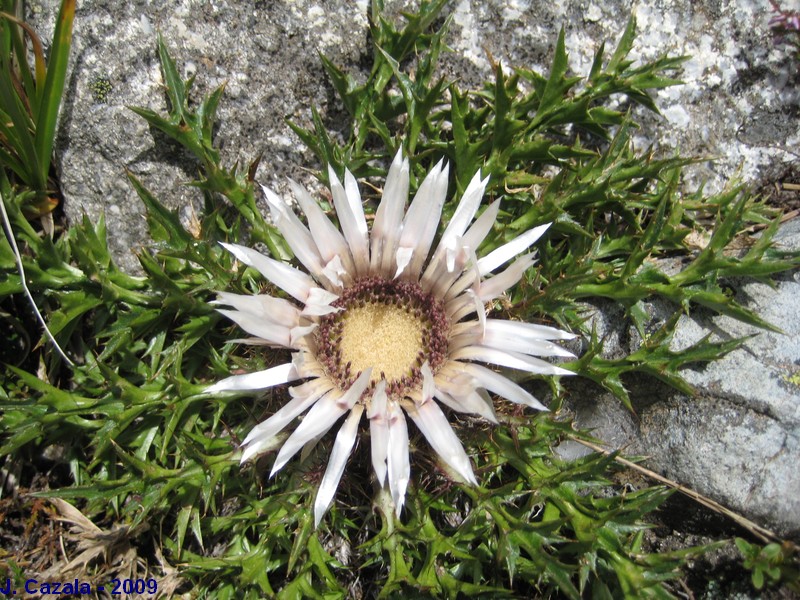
[395,160,450,278]
[240,377,335,461]
[212,292,300,326]
[477,223,551,276]
[208,151,576,526]
[206,363,299,393]
[314,404,364,527]
[407,400,478,485]
[368,380,390,486]
[371,149,409,276]
[219,242,314,303]
[329,165,369,275]
[387,402,410,511]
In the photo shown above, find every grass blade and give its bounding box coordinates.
[32,0,75,190]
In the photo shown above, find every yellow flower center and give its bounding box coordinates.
[338,302,425,383]
[315,277,450,398]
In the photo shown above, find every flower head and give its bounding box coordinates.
[208,151,575,525]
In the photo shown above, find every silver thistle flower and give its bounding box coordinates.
[207,151,575,525]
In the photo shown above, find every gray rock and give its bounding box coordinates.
[561,220,800,537]
[28,0,799,534]
[649,220,800,536]
[29,0,799,271]
[443,0,800,195]
[638,393,800,537]
[31,0,371,272]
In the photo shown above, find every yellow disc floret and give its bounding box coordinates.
[339,302,425,383]
[315,277,449,399]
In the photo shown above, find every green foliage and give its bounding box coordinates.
[1,1,799,598]
[1,168,693,596]
[735,538,800,592]
[359,422,709,599]
[129,36,290,260]
[0,0,74,215]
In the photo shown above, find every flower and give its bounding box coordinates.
[207,151,575,526]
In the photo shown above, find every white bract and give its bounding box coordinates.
[207,151,575,526]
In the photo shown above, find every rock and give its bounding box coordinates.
[442,0,800,196]
[647,219,800,536]
[560,220,800,537]
[28,0,799,271]
[30,0,370,272]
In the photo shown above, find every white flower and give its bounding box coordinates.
[207,151,575,526]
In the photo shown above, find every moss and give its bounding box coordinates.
[89,76,112,104]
